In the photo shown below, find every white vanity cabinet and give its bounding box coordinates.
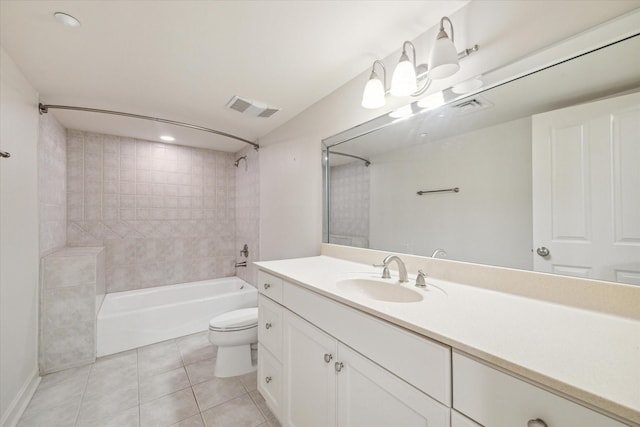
[282,309,448,427]
[452,352,628,427]
[257,270,450,427]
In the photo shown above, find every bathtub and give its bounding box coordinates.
[97,277,257,357]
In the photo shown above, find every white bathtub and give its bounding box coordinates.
[97,277,257,356]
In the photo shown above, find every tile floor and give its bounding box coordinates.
[17,332,280,427]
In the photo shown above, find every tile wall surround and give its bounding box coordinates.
[39,247,105,374]
[66,130,241,293]
[329,161,369,248]
[38,113,67,256]
[234,145,260,287]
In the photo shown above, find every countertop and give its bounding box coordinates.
[255,255,640,425]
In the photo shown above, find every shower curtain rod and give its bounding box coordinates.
[38,103,259,150]
[327,150,371,166]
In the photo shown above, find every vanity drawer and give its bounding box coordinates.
[283,282,451,406]
[258,270,284,303]
[258,294,283,360]
[452,351,627,427]
[258,343,282,421]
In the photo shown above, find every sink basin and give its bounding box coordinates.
[336,278,423,303]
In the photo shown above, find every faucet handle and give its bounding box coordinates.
[373,264,391,279]
[415,270,427,288]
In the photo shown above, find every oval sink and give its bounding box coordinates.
[336,278,423,303]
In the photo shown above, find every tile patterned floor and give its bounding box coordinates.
[17,332,280,427]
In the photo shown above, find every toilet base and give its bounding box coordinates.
[214,343,256,378]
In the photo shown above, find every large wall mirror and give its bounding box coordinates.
[323,31,640,286]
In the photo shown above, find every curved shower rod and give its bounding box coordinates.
[326,150,371,167]
[38,103,259,150]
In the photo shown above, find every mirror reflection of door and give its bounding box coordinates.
[532,92,640,284]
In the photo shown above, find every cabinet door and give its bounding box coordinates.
[258,343,282,420]
[283,311,338,427]
[337,344,450,427]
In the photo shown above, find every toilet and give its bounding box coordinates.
[208,307,258,378]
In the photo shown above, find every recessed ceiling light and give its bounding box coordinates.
[54,12,81,27]
[159,135,175,142]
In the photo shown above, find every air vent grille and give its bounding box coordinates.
[226,95,280,118]
[451,97,493,115]
[228,97,252,113]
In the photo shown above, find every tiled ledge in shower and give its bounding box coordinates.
[39,246,105,374]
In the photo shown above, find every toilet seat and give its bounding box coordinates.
[209,307,258,332]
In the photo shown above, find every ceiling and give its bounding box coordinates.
[0,0,467,152]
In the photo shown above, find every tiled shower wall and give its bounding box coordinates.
[38,113,67,255]
[66,130,237,293]
[234,145,259,286]
[329,161,370,248]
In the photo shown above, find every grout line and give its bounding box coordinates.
[73,363,94,426]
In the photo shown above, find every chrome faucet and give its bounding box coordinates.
[431,248,447,258]
[381,255,409,283]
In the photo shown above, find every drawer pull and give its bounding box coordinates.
[265,376,272,384]
[334,362,344,372]
[324,353,333,363]
[528,419,547,427]
[265,322,272,330]
[263,283,271,290]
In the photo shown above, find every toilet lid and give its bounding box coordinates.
[209,307,258,331]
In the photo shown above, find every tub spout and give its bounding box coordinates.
[235,261,247,268]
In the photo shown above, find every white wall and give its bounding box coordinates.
[259,1,640,261]
[369,118,532,270]
[0,47,40,426]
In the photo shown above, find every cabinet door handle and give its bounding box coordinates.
[263,283,271,290]
[265,376,272,384]
[265,322,272,330]
[528,419,548,427]
[324,353,333,363]
[334,362,344,372]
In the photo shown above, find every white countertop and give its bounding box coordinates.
[255,255,640,425]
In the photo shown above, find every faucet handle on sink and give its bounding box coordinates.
[373,263,392,279]
[415,270,427,288]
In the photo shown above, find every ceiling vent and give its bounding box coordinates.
[226,95,280,118]
[450,97,493,115]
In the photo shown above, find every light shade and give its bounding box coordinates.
[361,72,386,109]
[390,53,417,96]
[428,35,459,79]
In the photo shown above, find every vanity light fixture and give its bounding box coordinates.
[159,135,175,142]
[428,17,459,79]
[361,60,387,109]
[361,16,478,109]
[390,42,424,96]
[54,12,81,27]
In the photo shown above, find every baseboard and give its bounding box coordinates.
[0,368,40,427]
